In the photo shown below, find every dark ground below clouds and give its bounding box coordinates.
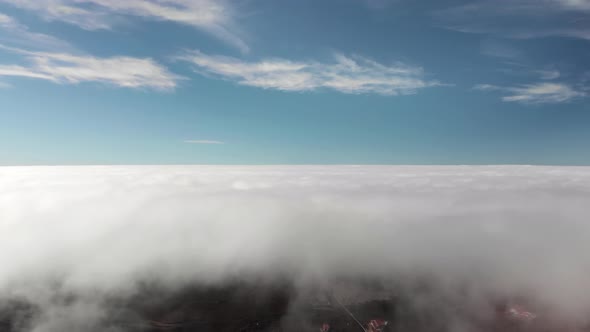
[1,279,589,332]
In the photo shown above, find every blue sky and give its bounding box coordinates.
[0,0,589,165]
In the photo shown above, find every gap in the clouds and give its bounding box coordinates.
[0,277,526,332]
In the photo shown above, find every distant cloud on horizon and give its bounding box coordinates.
[184,140,225,144]
[474,82,587,104]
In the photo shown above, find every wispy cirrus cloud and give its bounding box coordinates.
[435,0,590,41]
[0,0,248,52]
[184,140,225,144]
[0,45,182,90]
[0,12,72,51]
[480,39,523,59]
[179,51,441,96]
[537,70,561,80]
[474,82,586,104]
[0,12,13,25]
[364,0,400,9]
[556,0,590,11]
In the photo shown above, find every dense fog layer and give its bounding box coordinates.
[0,166,589,331]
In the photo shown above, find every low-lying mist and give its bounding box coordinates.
[0,165,589,331]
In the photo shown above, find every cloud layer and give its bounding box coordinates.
[180,51,440,95]
[1,165,590,330]
[0,46,181,90]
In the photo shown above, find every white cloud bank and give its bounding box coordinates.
[0,46,181,90]
[474,82,586,104]
[179,51,441,95]
[0,0,248,52]
[1,165,590,330]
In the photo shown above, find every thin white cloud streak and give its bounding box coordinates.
[179,51,441,95]
[364,0,400,9]
[0,12,12,24]
[184,140,225,144]
[512,28,590,41]
[537,70,561,80]
[0,46,182,90]
[0,12,72,51]
[480,39,523,59]
[1,166,590,330]
[474,82,586,104]
[556,0,590,11]
[435,0,590,41]
[0,0,248,53]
